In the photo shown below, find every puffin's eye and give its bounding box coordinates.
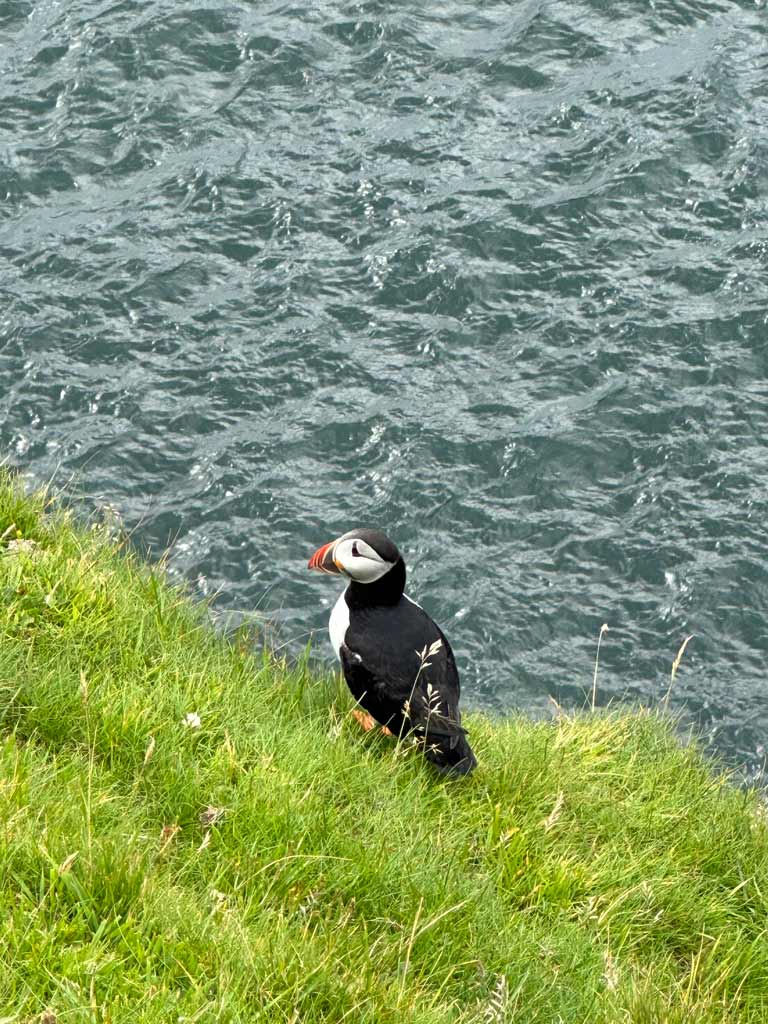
[351,542,360,557]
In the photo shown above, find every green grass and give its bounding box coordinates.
[0,469,766,1024]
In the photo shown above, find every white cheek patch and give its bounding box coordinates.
[353,539,381,560]
[334,537,391,584]
[347,559,391,584]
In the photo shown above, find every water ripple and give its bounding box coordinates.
[1,0,767,780]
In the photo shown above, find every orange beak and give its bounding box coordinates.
[307,540,342,574]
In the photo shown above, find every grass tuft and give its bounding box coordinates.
[0,469,766,1022]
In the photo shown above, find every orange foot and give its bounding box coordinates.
[352,709,393,737]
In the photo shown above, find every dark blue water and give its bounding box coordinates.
[1,0,767,780]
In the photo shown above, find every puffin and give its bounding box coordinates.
[308,528,477,776]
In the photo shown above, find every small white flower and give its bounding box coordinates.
[182,712,201,729]
[5,538,39,556]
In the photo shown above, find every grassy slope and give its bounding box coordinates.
[0,472,766,1024]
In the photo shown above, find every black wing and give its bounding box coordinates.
[340,639,466,736]
[340,639,476,775]
[339,600,467,745]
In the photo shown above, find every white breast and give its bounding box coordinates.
[328,587,350,659]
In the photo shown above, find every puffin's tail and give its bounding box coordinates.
[424,732,477,777]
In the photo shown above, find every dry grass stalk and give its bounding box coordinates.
[591,623,609,710]
[663,634,694,711]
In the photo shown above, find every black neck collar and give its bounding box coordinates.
[346,558,406,609]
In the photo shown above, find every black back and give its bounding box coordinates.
[340,554,476,775]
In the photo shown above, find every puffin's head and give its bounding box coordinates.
[308,528,401,584]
